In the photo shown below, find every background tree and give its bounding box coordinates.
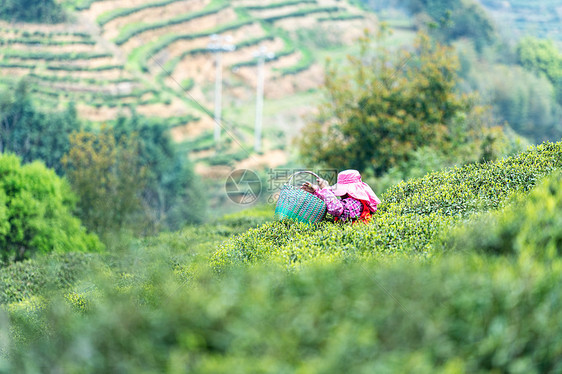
[62,126,147,239]
[0,0,66,23]
[0,81,79,175]
[469,64,562,142]
[299,31,503,177]
[410,0,496,50]
[516,37,562,104]
[357,0,497,51]
[0,154,102,263]
[113,115,206,231]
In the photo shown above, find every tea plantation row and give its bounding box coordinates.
[211,141,562,271]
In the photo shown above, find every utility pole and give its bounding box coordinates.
[207,34,235,150]
[253,46,274,153]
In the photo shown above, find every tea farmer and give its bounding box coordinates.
[301,169,381,223]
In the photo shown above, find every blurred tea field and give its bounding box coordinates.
[2,141,562,373]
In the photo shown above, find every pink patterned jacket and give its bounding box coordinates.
[314,188,366,221]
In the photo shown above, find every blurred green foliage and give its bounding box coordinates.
[96,0,182,26]
[1,256,561,373]
[467,63,562,142]
[0,204,272,307]
[0,252,98,304]
[0,83,205,238]
[113,2,228,46]
[0,154,102,263]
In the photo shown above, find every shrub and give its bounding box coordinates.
[2,38,96,46]
[317,13,364,21]
[211,141,562,271]
[382,142,562,216]
[0,154,103,263]
[231,47,295,69]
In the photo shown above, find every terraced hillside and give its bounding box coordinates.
[0,0,376,175]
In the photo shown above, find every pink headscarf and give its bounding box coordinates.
[331,170,381,212]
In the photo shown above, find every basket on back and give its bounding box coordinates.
[274,171,327,224]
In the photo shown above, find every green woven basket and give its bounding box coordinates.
[274,171,327,224]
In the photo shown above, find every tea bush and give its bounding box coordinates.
[0,62,35,69]
[1,38,96,46]
[317,14,364,21]
[211,141,562,271]
[136,19,252,72]
[97,0,183,26]
[113,3,228,45]
[443,170,562,260]
[46,64,123,72]
[263,6,343,23]
[242,0,316,11]
[0,253,98,304]
[383,142,562,216]
[1,50,112,61]
[280,46,314,76]
[2,256,561,373]
[159,34,274,75]
[231,48,295,69]
[0,205,273,306]
[27,31,91,39]
[69,0,97,11]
